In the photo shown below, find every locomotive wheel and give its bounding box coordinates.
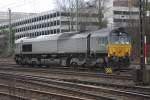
[70,62,78,69]
[19,58,25,66]
[15,60,19,65]
[18,61,21,65]
[31,61,36,67]
[95,63,104,71]
[45,65,50,68]
[124,57,130,67]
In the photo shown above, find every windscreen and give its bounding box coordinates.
[110,32,131,44]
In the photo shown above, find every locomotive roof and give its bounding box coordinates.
[15,28,112,43]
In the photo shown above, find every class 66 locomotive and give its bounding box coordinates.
[15,27,131,71]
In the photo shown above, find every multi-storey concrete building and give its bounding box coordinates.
[104,0,139,28]
[0,10,99,40]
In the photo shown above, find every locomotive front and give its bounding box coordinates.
[108,29,132,69]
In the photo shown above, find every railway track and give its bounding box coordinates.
[0,72,149,100]
[0,62,135,87]
[0,60,150,99]
[0,92,29,100]
[0,83,95,100]
[0,63,133,80]
[63,79,150,95]
[0,72,114,100]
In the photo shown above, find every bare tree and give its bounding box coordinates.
[55,0,109,31]
[55,0,87,31]
[55,0,71,11]
[86,0,108,29]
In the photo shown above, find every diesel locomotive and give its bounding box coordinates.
[14,28,132,70]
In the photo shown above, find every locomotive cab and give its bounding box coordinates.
[108,29,132,69]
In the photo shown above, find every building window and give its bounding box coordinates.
[37,33,38,36]
[61,12,69,16]
[40,24,42,28]
[57,12,60,17]
[53,13,56,17]
[51,22,53,26]
[47,23,50,27]
[61,21,70,25]
[42,31,44,35]
[61,29,69,33]
[50,14,53,18]
[41,24,43,28]
[114,11,139,15]
[44,15,47,19]
[42,16,44,20]
[33,18,35,22]
[45,31,47,35]
[57,20,60,25]
[54,21,57,26]
[31,19,33,22]
[48,30,50,34]
[46,15,50,19]
[39,16,42,21]
[54,29,56,34]
[57,29,60,33]
[51,30,53,34]
[30,26,32,30]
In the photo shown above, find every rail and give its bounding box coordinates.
[0,72,149,100]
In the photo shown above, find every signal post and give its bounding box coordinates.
[135,0,150,85]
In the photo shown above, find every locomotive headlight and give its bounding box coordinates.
[112,52,116,56]
[125,52,129,56]
[126,42,129,44]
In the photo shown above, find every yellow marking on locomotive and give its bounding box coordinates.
[108,44,132,57]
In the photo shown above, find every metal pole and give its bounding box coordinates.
[8,8,12,52]
[98,0,101,28]
[76,0,79,32]
[128,0,132,29]
[139,0,145,70]
[139,0,149,85]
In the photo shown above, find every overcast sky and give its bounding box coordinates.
[0,0,56,13]
[0,0,150,13]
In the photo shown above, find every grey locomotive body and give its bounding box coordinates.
[15,28,109,68]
